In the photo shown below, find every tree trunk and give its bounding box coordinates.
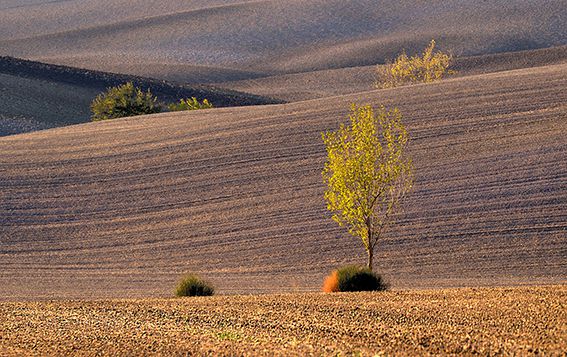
[366,219,374,271]
[367,248,373,271]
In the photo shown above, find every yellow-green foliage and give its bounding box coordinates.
[376,40,455,88]
[168,97,213,112]
[90,82,161,121]
[322,105,413,270]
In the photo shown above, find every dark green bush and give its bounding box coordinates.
[91,82,161,121]
[175,274,214,297]
[168,97,213,112]
[336,265,387,292]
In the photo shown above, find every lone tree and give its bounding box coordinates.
[322,104,413,270]
[91,82,161,121]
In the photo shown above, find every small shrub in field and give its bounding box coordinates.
[323,266,387,292]
[337,265,387,292]
[376,39,455,88]
[168,97,213,111]
[91,82,161,121]
[322,270,339,292]
[175,274,214,297]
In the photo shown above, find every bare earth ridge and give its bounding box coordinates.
[2,46,566,137]
[0,286,565,355]
[1,63,566,299]
[0,56,281,136]
[220,46,567,102]
[1,0,566,82]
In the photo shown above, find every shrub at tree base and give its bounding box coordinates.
[322,270,339,292]
[175,274,214,297]
[323,266,387,292]
[91,82,161,121]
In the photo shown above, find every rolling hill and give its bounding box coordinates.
[220,45,567,102]
[2,1,566,138]
[0,56,281,136]
[1,46,565,136]
[1,1,566,82]
[1,62,565,299]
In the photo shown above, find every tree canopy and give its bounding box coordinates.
[322,104,413,270]
[90,82,161,121]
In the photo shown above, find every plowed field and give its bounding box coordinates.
[1,64,566,299]
[0,286,564,355]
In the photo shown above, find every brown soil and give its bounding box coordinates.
[1,1,565,82]
[0,286,564,355]
[220,46,567,102]
[1,63,565,299]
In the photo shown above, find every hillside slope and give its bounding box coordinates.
[1,63,566,299]
[221,46,567,102]
[0,56,281,136]
[1,0,565,82]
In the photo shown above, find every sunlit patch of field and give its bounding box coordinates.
[0,286,564,355]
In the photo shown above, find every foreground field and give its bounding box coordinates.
[1,286,564,355]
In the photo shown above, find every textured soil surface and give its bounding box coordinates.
[1,1,566,136]
[0,286,565,355]
[1,1,566,82]
[1,3,565,353]
[221,46,567,102]
[1,63,566,299]
[2,46,565,136]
